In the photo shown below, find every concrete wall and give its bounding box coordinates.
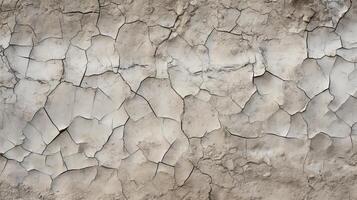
[0,0,356,199]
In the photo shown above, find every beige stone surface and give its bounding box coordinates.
[0,0,357,199]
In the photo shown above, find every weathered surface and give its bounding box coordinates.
[1,0,357,199]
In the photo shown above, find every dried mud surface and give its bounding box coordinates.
[0,0,357,199]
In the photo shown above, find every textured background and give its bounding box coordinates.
[0,0,357,199]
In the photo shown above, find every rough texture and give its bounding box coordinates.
[0,0,357,199]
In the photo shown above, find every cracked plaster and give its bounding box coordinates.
[0,0,357,199]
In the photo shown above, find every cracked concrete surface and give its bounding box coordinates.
[0,0,357,199]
